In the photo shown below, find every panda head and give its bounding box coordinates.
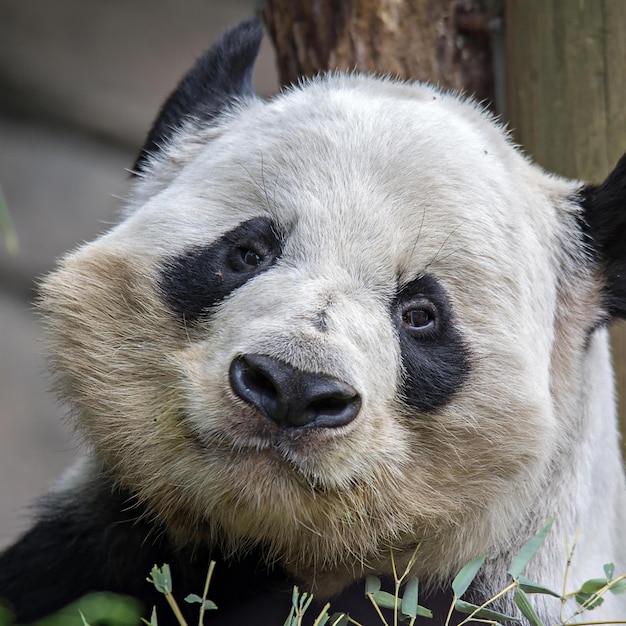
[39,19,626,586]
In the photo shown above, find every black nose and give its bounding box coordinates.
[229,354,361,428]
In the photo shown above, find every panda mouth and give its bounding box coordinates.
[197,428,324,459]
[189,416,339,474]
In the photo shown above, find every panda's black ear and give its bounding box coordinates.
[133,18,263,174]
[579,153,626,319]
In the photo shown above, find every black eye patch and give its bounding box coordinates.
[158,216,282,321]
[392,274,471,412]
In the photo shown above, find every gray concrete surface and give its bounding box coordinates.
[0,0,278,550]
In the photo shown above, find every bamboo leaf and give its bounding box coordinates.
[575,592,604,610]
[580,579,609,594]
[282,614,297,626]
[371,590,397,610]
[299,592,311,608]
[452,554,487,598]
[144,606,158,626]
[401,577,419,618]
[454,599,521,621]
[315,613,330,626]
[79,610,91,626]
[508,518,554,579]
[416,605,433,618]
[184,594,203,604]
[514,589,545,626]
[609,579,626,595]
[0,605,13,626]
[365,575,382,595]
[282,588,297,626]
[148,564,172,594]
[516,576,560,597]
[329,613,349,626]
[604,563,615,581]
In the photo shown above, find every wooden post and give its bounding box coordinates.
[505,0,626,451]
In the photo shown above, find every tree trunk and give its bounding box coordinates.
[262,0,495,107]
[505,0,626,453]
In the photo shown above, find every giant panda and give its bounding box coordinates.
[1,17,625,626]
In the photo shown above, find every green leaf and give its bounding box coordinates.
[604,563,615,581]
[184,594,203,604]
[416,605,433,618]
[370,590,398,610]
[575,591,604,610]
[401,577,419,618]
[365,575,381,595]
[315,612,330,626]
[452,554,487,598]
[329,613,349,626]
[141,607,158,626]
[580,578,609,594]
[282,586,298,625]
[0,603,13,626]
[78,610,91,626]
[508,518,554,579]
[514,588,545,626]
[516,576,560,597]
[609,579,626,595]
[283,607,298,626]
[185,593,217,611]
[298,592,314,613]
[454,599,521,622]
[36,592,141,626]
[149,564,172,594]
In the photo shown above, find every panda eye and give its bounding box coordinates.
[402,302,437,333]
[240,248,263,268]
[228,241,273,273]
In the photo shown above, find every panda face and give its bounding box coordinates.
[41,73,584,582]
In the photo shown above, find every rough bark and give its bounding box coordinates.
[262,0,495,107]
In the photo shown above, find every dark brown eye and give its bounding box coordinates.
[240,248,263,267]
[402,306,436,331]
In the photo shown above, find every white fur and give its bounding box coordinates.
[44,74,626,619]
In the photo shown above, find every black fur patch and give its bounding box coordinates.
[393,274,471,412]
[579,153,626,319]
[158,216,282,322]
[133,18,263,173]
[0,477,290,626]
[0,473,462,626]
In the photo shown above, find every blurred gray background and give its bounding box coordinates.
[0,0,279,549]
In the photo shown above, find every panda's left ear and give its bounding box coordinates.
[133,18,263,174]
[579,153,626,319]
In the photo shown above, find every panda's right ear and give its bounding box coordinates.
[132,18,263,175]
